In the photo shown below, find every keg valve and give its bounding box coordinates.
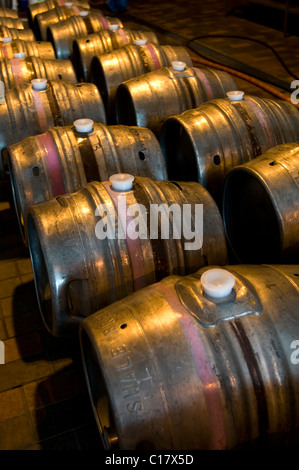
[109,173,134,191]
[74,118,94,133]
[201,268,235,299]
[226,91,244,101]
[31,78,48,91]
[13,52,26,59]
[172,61,186,72]
[2,37,12,43]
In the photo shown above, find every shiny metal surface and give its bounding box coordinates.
[47,13,123,60]
[34,5,99,41]
[80,264,299,449]
[0,80,105,178]
[28,0,90,29]
[223,142,299,264]
[27,177,227,336]
[159,95,299,201]
[0,17,24,29]
[0,38,55,59]
[90,43,193,122]
[116,65,237,136]
[0,6,18,17]
[0,25,35,41]
[0,56,76,89]
[7,123,166,237]
[73,29,159,82]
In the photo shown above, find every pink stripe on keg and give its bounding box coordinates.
[145,43,161,70]
[0,45,8,59]
[102,181,146,291]
[100,16,109,30]
[157,282,227,450]
[118,27,129,45]
[193,67,214,100]
[246,98,274,149]
[9,58,27,85]
[31,90,49,133]
[37,132,66,196]
[71,5,80,15]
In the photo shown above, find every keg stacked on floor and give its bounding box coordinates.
[1,4,299,449]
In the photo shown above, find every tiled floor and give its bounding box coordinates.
[1,0,299,450]
[0,185,103,450]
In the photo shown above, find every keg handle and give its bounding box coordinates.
[0,81,4,105]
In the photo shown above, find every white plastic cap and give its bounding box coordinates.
[109,173,134,191]
[226,91,244,101]
[13,52,26,59]
[2,37,12,43]
[109,24,119,31]
[172,60,186,71]
[79,10,89,16]
[31,78,48,90]
[65,2,73,5]
[134,39,147,45]
[74,118,93,133]
[201,268,235,299]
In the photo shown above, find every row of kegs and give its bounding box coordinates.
[0,0,299,450]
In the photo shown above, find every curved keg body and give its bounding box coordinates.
[159,94,299,201]
[223,143,299,264]
[90,43,193,122]
[0,26,35,41]
[0,6,18,17]
[0,80,105,178]
[0,38,55,59]
[47,13,124,60]
[7,123,167,236]
[0,17,24,29]
[28,0,90,29]
[80,264,299,450]
[116,65,238,136]
[34,5,100,41]
[27,177,228,336]
[0,56,76,89]
[73,29,159,82]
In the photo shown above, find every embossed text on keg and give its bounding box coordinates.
[95,195,203,250]
[290,340,299,364]
[0,340,4,364]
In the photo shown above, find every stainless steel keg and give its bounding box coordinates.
[27,176,228,336]
[80,264,299,449]
[0,56,76,89]
[159,92,299,201]
[28,0,90,29]
[73,28,159,82]
[6,121,167,236]
[47,12,123,60]
[0,17,24,29]
[0,25,35,41]
[0,38,55,59]
[34,5,98,41]
[223,142,299,264]
[0,80,106,178]
[90,43,193,122]
[116,64,237,135]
